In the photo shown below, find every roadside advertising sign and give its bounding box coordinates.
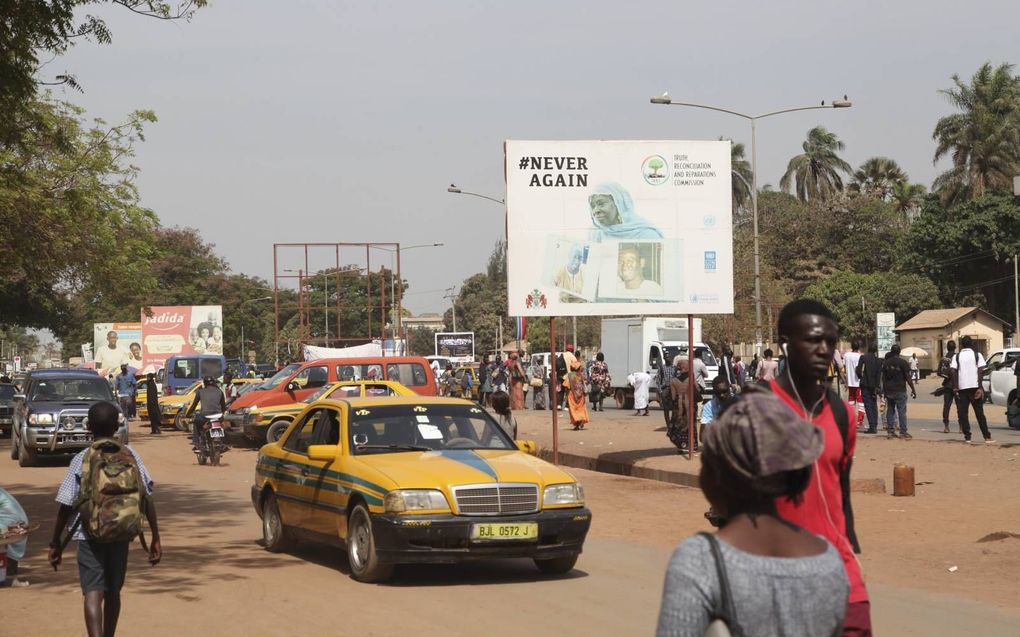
[435,332,475,363]
[876,312,896,358]
[140,305,224,373]
[81,343,93,363]
[92,322,143,377]
[505,140,733,317]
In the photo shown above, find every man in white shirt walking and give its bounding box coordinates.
[843,342,863,428]
[949,336,994,443]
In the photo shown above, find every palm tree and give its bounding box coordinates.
[932,62,1020,204]
[890,182,926,221]
[721,137,753,214]
[849,157,907,199]
[780,126,852,202]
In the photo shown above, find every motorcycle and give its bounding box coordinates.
[195,412,228,466]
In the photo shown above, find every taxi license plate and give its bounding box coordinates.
[471,522,538,541]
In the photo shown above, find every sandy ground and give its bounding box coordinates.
[2,416,1019,636]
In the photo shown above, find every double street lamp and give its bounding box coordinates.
[650,93,852,351]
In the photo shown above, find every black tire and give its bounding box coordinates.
[262,492,292,553]
[17,438,36,468]
[614,389,633,410]
[266,420,290,444]
[347,504,393,583]
[534,554,579,575]
[174,411,186,432]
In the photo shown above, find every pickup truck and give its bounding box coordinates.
[11,368,129,467]
[982,348,1020,406]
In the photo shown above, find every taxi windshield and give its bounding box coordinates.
[263,364,301,390]
[349,404,514,455]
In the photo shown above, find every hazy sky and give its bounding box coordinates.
[52,0,1020,315]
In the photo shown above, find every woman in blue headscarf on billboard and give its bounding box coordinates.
[587,182,664,242]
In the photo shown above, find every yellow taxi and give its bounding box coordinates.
[452,364,480,400]
[242,380,416,444]
[252,396,591,582]
[156,380,203,429]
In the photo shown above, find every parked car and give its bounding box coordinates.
[243,380,417,444]
[987,358,1019,408]
[0,382,16,436]
[11,369,128,467]
[981,348,1020,402]
[252,396,591,582]
[226,356,437,428]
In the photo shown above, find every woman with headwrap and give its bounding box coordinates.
[507,352,526,411]
[564,359,590,430]
[587,182,664,242]
[656,391,849,637]
[667,357,692,452]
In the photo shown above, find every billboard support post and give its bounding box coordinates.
[688,314,696,462]
[550,317,559,465]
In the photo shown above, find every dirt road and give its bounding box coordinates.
[2,427,1019,636]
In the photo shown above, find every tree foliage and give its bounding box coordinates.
[899,190,1020,321]
[848,157,907,200]
[804,271,941,344]
[1,1,206,145]
[780,126,852,202]
[932,62,1020,204]
[0,96,161,328]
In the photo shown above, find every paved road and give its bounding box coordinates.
[2,428,1018,636]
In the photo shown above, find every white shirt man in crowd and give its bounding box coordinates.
[843,342,864,428]
[949,335,994,443]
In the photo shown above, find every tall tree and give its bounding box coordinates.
[1,1,206,146]
[889,181,927,221]
[849,157,907,200]
[932,62,1020,204]
[720,137,753,214]
[780,126,852,202]
[0,97,161,329]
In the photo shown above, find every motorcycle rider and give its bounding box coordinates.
[189,376,226,451]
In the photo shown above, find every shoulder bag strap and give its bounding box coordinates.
[698,532,743,636]
[826,389,861,554]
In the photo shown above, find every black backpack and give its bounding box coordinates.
[882,357,901,383]
[757,381,860,554]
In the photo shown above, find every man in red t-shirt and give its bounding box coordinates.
[771,299,870,636]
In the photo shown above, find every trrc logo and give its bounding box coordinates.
[641,155,669,186]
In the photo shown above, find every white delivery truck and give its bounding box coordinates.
[600,317,719,409]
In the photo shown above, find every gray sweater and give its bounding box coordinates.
[656,534,848,637]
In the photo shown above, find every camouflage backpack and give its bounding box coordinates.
[75,439,145,543]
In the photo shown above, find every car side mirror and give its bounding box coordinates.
[515,439,537,455]
[286,381,299,392]
[307,444,339,462]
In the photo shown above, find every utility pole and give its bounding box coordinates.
[444,287,457,332]
[1014,253,1019,345]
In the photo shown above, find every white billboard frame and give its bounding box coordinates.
[505,140,733,317]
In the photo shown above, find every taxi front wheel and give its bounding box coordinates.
[347,504,394,583]
[534,554,578,575]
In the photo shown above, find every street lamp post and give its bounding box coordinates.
[650,94,852,352]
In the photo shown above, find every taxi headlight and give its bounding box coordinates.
[384,489,450,513]
[28,413,55,425]
[543,483,584,506]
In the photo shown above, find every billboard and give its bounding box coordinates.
[505,140,733,317]
[140,305,224,372]
[876,312,896,358]
[435,332,475,363]
[92,322,143,377]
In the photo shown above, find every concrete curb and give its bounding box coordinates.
[538,447,887,494]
